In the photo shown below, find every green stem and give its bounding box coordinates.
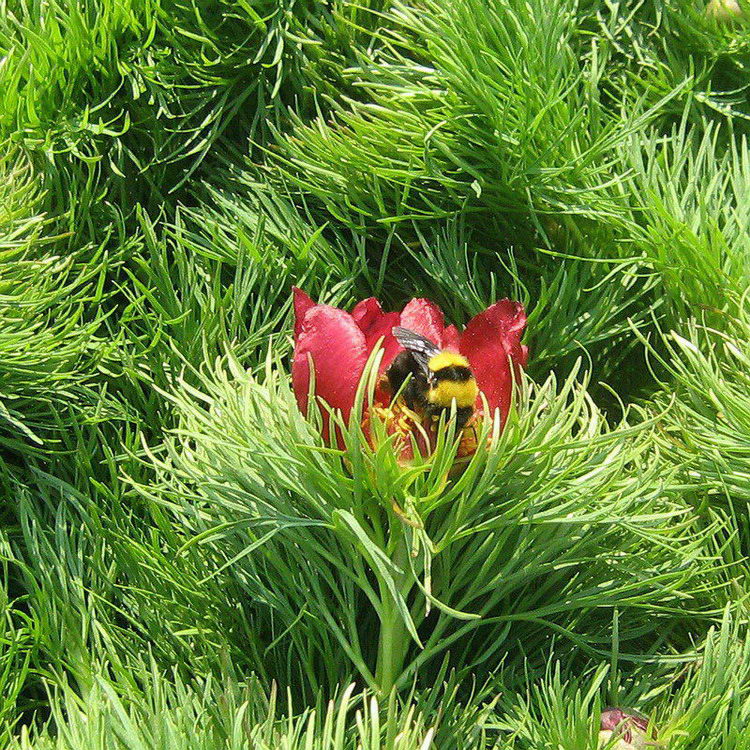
[375,533,410,696]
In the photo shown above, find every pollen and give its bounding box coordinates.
[361,392,484,473]
[362,399,431,465]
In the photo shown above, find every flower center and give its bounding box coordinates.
[362,381,482,466]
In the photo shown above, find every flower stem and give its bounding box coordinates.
[375,533,410,696]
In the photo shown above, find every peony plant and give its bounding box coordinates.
[150,288,717,700]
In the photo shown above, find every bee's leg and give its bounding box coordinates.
[455,406,473,432]
[407,373,430,413]
[424,402,446,429]
[431,405,473,432]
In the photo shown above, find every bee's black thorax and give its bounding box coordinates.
[387,350,430,410]
[430,365,473,383]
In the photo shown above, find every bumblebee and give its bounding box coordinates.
[387,326,478,432]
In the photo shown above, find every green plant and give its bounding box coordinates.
[137,357,730,696]
[3,0,750,744]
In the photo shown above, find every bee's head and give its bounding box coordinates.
[426,352,478,409]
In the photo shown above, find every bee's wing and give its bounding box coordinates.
[392,326,441,372]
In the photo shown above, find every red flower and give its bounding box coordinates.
[292,288,527,454]
[599,708,652,748]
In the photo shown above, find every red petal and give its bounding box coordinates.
[292,305,368,441]
[631,715,649,734]
[351,298,402,375]
[520,344,529,369]
[459,300,527,422]
[442,324,460,351]
[367,312,401,366]
[399,298,447,346]
[360,312,399,406]
[600,709,626,731]
[351,297,385,334]
[293,287,316,340]
[600,709,650,744]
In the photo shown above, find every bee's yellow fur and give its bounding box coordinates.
[428,351,469,371]
[425,352,478,409]
[427,379,478,408]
